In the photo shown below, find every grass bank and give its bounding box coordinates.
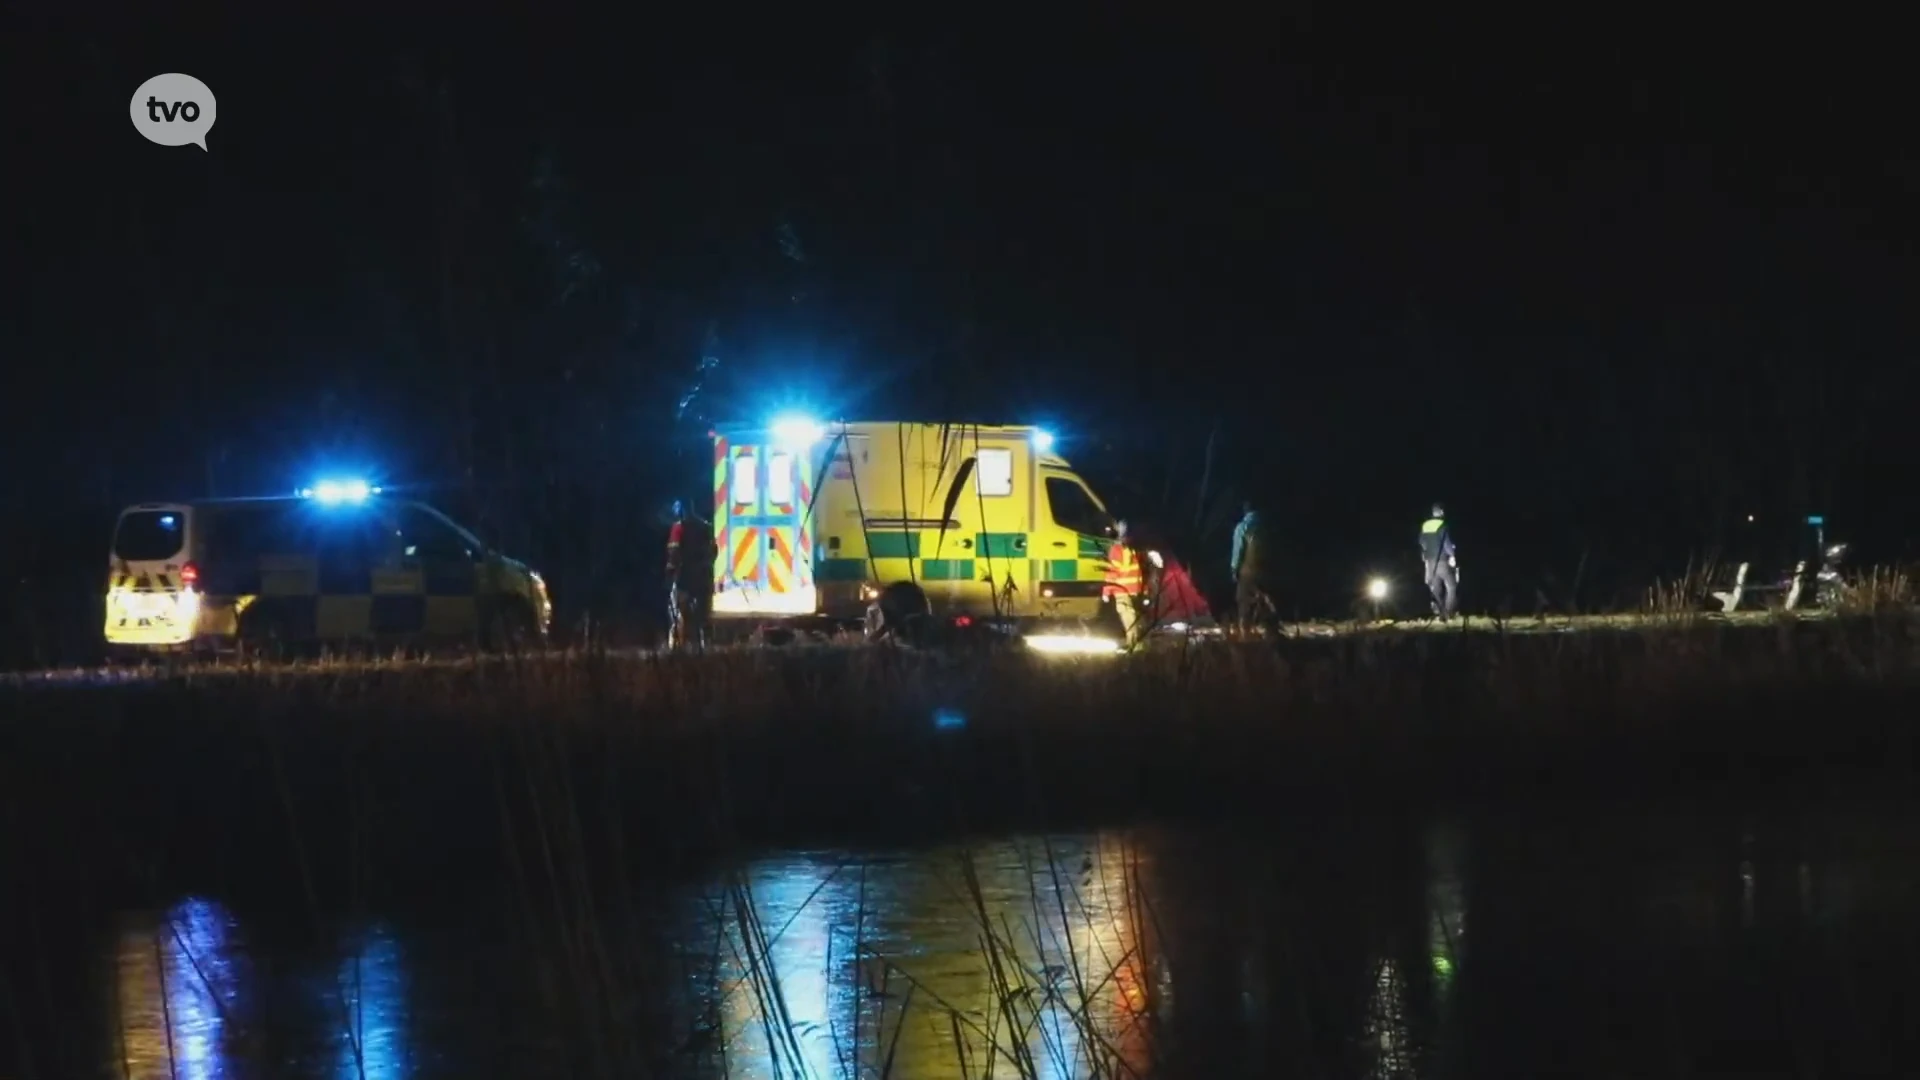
[5,614,1920,898]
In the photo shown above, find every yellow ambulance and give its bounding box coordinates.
[709,419,1117,630]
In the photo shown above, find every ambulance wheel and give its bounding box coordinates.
[869,581,933,647]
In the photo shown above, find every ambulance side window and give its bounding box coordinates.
[732,452,759,506]
[1045,477,1110,537]
[976,448,1014,497]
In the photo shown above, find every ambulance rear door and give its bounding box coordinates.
[711,426,819,618]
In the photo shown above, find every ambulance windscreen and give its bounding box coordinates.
[113,510,185,562]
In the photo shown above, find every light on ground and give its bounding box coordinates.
[1366,577,1390,602]
[1025,632,1123,657]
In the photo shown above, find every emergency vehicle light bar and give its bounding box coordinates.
[299,479,380,504]
[771,415,825,451]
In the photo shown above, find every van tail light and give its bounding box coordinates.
[953,615,972,628]
[180,563,200,589]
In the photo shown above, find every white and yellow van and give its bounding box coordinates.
[105,488,552,655]
[709,420,1117,629]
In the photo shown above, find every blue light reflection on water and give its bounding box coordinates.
[110,898,416,1080]
[113,897,241,1080]
[336,923,409,1080]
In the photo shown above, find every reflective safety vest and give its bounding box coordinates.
[1103,542,1143,599]
[1419,516,1451,561]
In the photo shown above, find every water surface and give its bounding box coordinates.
[12,807,1920,1078]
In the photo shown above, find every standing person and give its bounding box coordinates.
[1103,518,1144,646]
[1419,502,1459,620]
[665,499,714,649]
[1230,502,1271,636]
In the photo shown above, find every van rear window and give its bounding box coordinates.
[113,511,185,562]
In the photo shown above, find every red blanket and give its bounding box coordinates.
[1152,559,1214,624]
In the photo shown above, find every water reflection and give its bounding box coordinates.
[699,834,1153,1079]
[113,897,242,1080]
[335,924,408,1079]
[108,899,412,1080]
[43,807,1920,1077]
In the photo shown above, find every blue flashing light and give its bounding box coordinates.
[302,478,380,505]
[771,414,825,450]
[1807,515,1825,526]
[1031,429,1056,453]
[934,708,967,731]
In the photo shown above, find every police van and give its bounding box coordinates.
[104,482,552,656]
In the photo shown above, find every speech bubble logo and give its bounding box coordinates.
[130,73,217,151]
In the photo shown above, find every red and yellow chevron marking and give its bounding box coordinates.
[731,526,761,582]
[712,435,730,580]
[796,468,813,586]
[767,528,795,593]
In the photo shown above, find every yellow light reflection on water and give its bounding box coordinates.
[705,835,1155,1079]
[714,857,852,1079]
[1023,834,1154,1080]
[112,897,242,1080]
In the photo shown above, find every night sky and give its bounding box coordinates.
[7,24,1916,621]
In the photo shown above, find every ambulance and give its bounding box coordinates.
[104,479,553,656]
[709,419,1118,631]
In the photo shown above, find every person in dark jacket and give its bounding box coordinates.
[665,499,714,649]
[1419,502,1458,619]
[1230,502,1273,635]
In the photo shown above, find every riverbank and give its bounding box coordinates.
[5,614,1918,899]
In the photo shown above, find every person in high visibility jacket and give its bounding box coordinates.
[1103,518,1144,644]
[1419,502,1459,619]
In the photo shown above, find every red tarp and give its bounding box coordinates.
[1152,557,1214,624]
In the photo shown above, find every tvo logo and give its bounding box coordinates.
[130,73,216,151]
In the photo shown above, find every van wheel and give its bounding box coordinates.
[237,617,290,665]
[484,603,538,654]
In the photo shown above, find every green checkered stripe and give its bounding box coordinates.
[815,531,1107,583]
